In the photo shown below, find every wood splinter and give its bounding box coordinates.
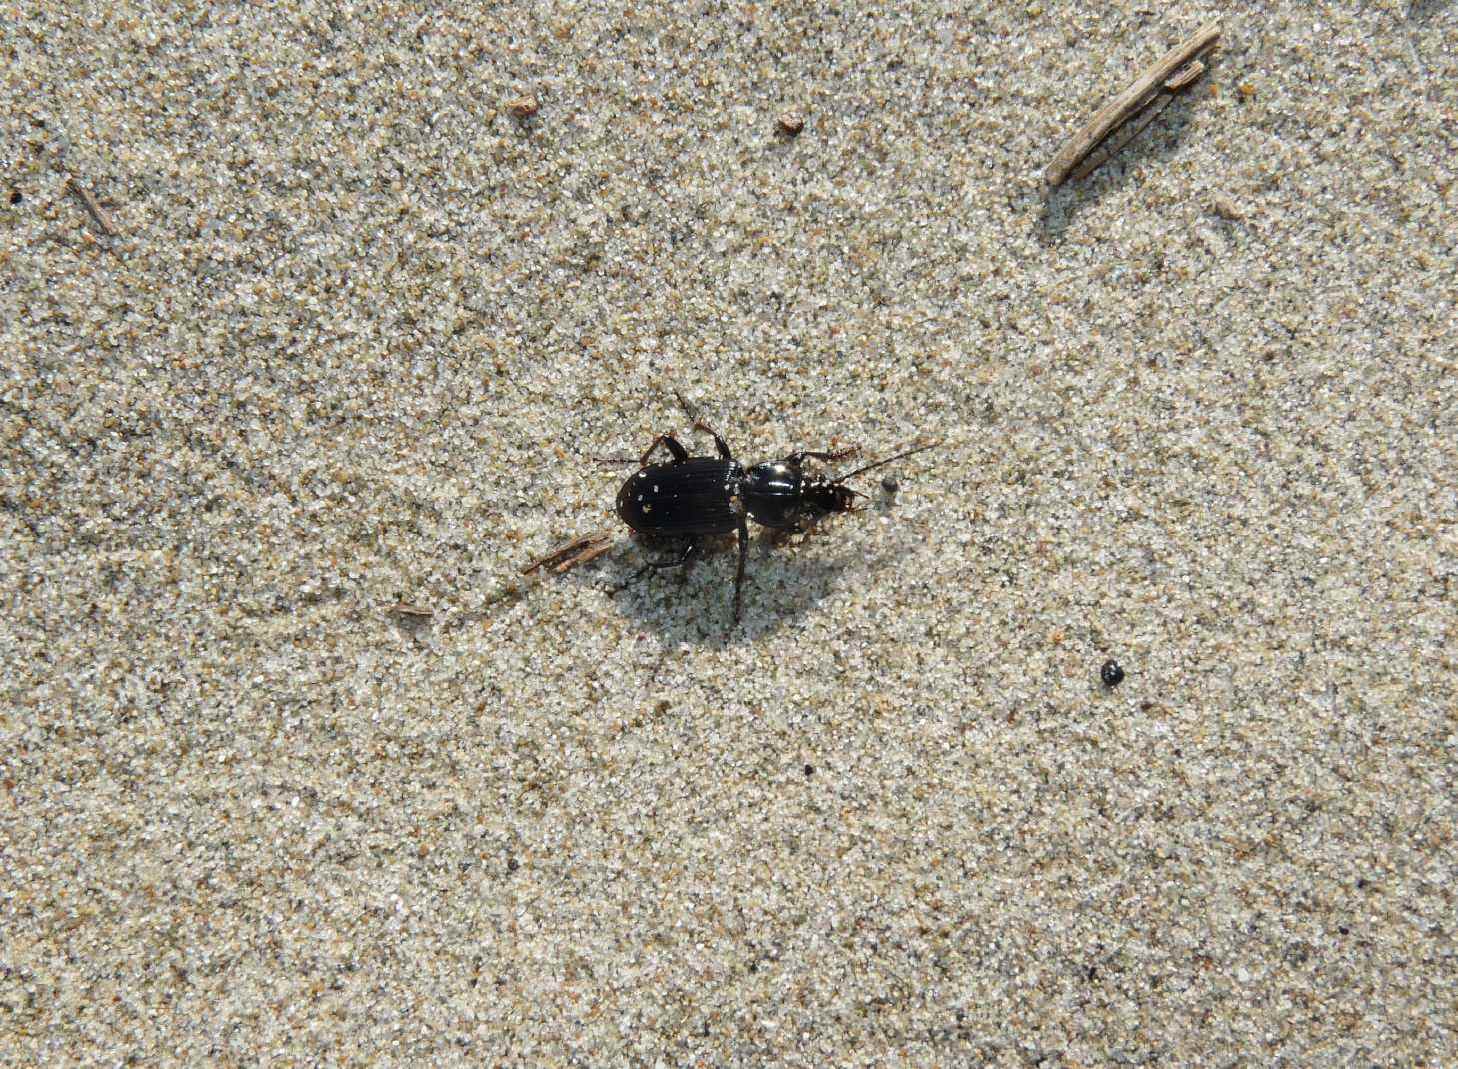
[521,530,614,576]
[1045,21,1221,188]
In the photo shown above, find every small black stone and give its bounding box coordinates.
[881,475,899,493]
[1100,659,1125,688]
[803,763,814,777]
[8,190,20,205]
[506,856,519,873]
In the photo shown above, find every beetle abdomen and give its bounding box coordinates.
[615,458,744,535]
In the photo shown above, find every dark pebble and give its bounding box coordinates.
[1100,659,1125,688]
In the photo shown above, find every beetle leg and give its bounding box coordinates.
[732,513,749,624]
[639,433,690,467]
[783,446,858,467]
[612,537,698,594]
[648,538,699,571]
[692,421,734,461]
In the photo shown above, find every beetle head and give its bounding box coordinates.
[802,478,860,515]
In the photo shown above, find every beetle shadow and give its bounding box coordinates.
[594,530,861,647]
[1034,79,1207,245]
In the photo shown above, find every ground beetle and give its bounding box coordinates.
[614,423,938,624]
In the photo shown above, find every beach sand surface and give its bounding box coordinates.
[3,3,1456,1064]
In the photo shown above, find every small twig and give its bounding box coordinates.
[556,538,612,573]
[448,531,616,631]
[389,601,434,618]
[1045,22,1221,188]
[65,176,117,237]
[521,530,614,575]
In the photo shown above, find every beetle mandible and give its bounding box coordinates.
[614,423,938,625]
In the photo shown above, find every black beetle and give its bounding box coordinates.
[614,423,938,624]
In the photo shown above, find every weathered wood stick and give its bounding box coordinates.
[521,530,613,575]
[1068,59,1207,184]
[1045,21,1221,188]
[555,539,612,573]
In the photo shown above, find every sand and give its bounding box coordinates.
[3,3,1455,1065]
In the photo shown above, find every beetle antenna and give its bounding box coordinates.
[830,439,942,485]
